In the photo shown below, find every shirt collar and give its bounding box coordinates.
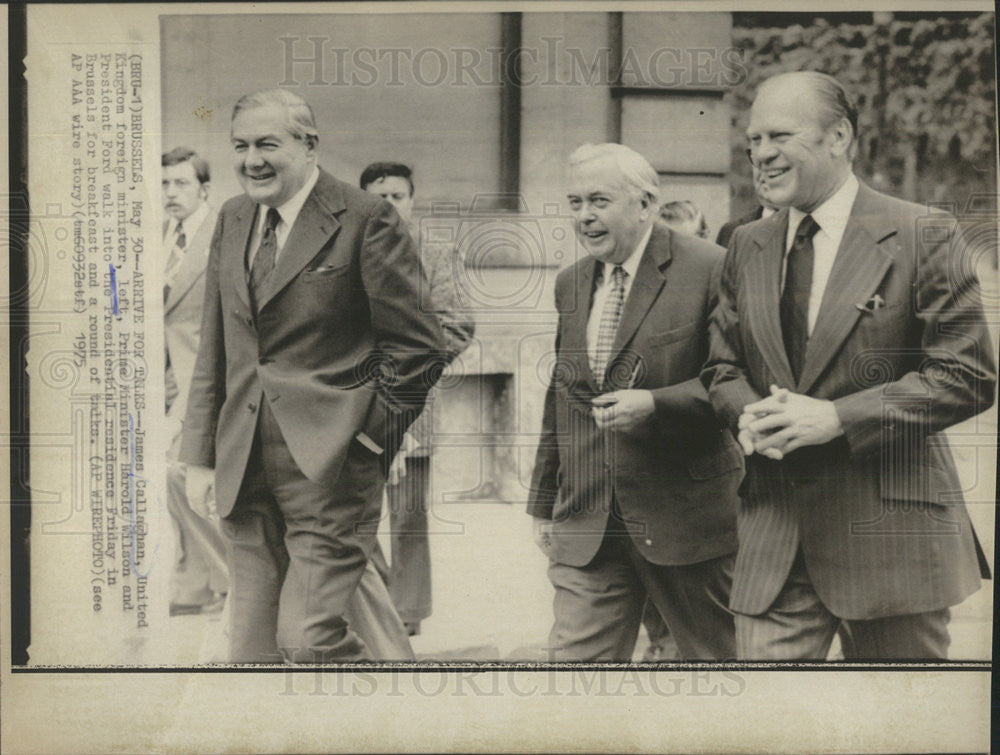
[787,172,859,247]
[166,200,210,240]
[260,165,320,231]
[602,223,652,281]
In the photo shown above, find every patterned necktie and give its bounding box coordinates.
[591,264,628,389]
[781,214,820,381]
[249,208,281,309]
[164,222,185,302]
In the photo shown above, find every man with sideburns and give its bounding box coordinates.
[162,147,228,622]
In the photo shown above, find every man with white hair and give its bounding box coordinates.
[528,143,741,660]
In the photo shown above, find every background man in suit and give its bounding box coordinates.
[180,89,447,663]
[360,162,476,637]
[715,165,778,248]
[162,147,228,619]
[528,143,741,661]
[702,71,996,660]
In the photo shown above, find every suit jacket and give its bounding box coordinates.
[179,169,448,517]
[527,223,742,568]
[164,207,218,438]
[715,206,764,248]
[701,181,996,619]
[406,238,475,456]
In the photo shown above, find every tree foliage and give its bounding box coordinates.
[727,13,997,217]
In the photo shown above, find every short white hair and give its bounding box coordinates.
[568,143,660,205]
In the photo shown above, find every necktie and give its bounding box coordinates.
[164,222,185,302]
[591,264,628,389]
[249,208,281,310]
[781,214,820,381]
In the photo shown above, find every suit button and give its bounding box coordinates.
[644,538,653,546]
[248,402,257,413]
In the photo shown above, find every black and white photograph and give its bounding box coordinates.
[4,2,998,752]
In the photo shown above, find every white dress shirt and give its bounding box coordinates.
[784,173,859,334]
[246,166,320,269]
[586,223,652,362]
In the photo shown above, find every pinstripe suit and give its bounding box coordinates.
[701,181,995,658]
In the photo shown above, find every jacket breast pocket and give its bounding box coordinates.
[852,301,910,353]
[645,321,699,347]
[302,262,351,281]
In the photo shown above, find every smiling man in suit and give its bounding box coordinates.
[180,89,447,663]
[162,147,228,619]
[702,71,996,660]
[528,143,741,661]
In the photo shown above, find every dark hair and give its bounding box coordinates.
[162,146,210,184]
[360,162,414,195]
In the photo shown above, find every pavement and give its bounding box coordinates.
[168,408,995,664]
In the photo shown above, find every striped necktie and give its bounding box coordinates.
[249,208,281,312]
[591,264,627,389]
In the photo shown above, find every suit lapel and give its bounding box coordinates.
[563,258,599,391]
[608,225,670,367]
[797,185,895,394]
[746,210,797,389]
[224,198,256,311]
[165,209,216,314]
[256,170,344,312]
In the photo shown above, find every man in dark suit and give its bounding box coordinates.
[360,161,476,637]
[162,147,227,620]
[702,71,995,659]
[715,165,777,248]
[528,143,741,661]
[180,89,447,663]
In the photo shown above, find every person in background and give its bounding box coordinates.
[659,199,709,240]
[360,161,475,637]
[715,164,779,248]
[162,147,228,624]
